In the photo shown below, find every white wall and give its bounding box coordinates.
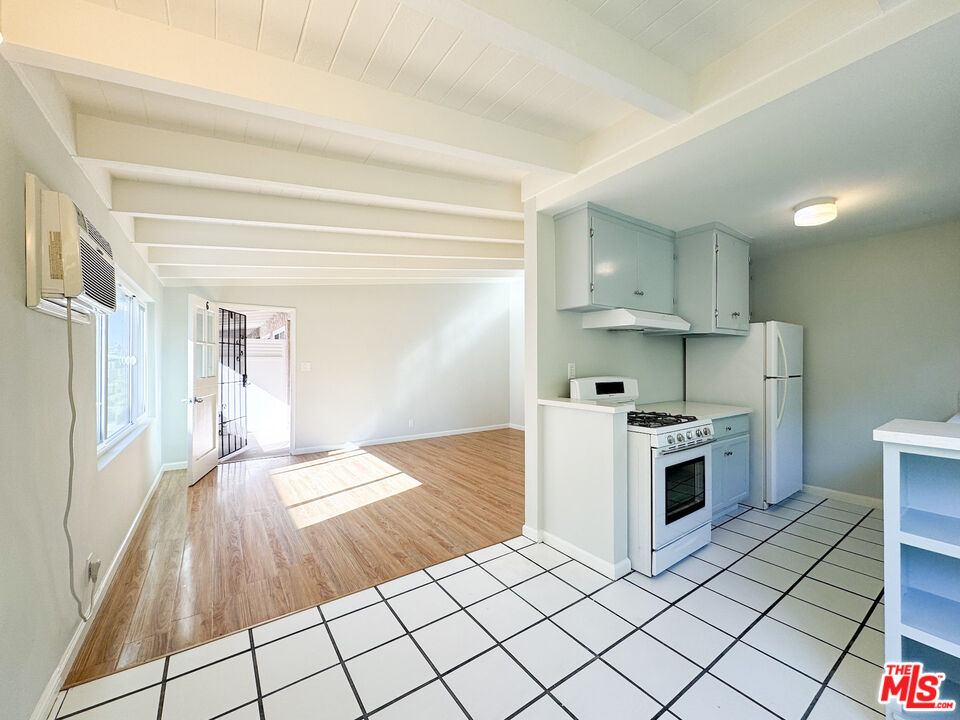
[508,279,525,428]
[0,58,164,720]
[536,212,684,401]
[752,219,960,498]
[162,282,512,462]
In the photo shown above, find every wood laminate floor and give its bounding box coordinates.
[65,428,524,687]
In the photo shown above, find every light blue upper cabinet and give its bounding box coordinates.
[675,223,751,335]
[555,203,675,313]
[590,212,641,309]
[715,229,750,332]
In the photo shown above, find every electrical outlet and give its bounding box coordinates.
[408,418,415,430]
[299,362,312,372]
[567,362,576,380]
[86,554,101,585]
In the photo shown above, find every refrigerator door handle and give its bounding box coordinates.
[777,328,789,379]
[776,378,788,428]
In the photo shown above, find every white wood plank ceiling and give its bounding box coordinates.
[9,0,954,285]
[84,0,636,143]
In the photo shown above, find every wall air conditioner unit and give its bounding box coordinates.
[25,173,117,320]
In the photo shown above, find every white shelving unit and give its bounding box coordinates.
[874,420,960,720]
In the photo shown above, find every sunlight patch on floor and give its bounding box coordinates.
[270,449,422,529]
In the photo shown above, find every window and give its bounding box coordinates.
[97,285,147,446]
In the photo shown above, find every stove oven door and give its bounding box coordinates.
[652,443,713,549]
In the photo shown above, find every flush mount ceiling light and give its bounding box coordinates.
[793,197,837,227]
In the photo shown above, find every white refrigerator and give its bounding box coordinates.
[686,321,804,509]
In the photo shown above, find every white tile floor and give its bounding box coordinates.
[53,492,887,720]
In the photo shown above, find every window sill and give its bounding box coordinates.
[97,417,154,471]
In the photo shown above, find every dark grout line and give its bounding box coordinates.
[800,589,886,720]
[155,656,169,720]
[317,605,369,720]
[370,584,475,720]
[651,499,876,720]
[56,680,165,719]
[248,629,266,720]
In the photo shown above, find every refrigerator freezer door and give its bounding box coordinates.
[765,322,804,377]
[764,377,803,505]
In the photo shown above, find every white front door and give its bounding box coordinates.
[187,294,219,486]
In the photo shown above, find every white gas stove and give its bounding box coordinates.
[627,410,714,450]
[569,377,714,576]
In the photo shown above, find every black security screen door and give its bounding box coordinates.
[218,308,247,458]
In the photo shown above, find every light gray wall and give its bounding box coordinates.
[162,282,512,463]
[0,58,164,719]
[536,212,684,401]
[752,219,960,498]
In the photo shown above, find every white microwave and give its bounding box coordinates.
[569,376,639,403]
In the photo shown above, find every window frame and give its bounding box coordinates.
[96,284,148,452]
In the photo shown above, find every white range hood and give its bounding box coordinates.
[581,308,691,332]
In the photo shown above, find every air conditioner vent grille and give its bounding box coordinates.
[80,213,113,259]
[79,239,117,311]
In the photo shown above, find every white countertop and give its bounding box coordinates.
[538,397,633,414]
[637,401,752,420]
[873,419,960,452]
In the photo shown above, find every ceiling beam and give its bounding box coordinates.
[153,266,522,280]
[161,277,514,287]
[400,0,691,121]
[134,220,524,260]
[147,246,522,271]
[75,116,521,218]
[112,182,523,243]
[0,0,577,174]
[534,0,960,211]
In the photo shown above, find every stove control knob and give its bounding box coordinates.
[667,436,674,444]
[695,429,703,437]
[686,431,693,439]
[675,433,684,443]
[703,427,711,436]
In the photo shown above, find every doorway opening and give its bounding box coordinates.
[219,305,293,462]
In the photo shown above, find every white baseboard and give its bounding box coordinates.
[292,424,511,455]
[160,461,186,472]
[802,483,883,509]
[521,524,541,542]
[30,464,167,720]
[508,424,525,431]
[540,531,630,580]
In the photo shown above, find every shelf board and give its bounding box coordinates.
[900,508,960,560]
[901,588,960,658]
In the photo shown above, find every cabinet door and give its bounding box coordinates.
[712,434,750,512]
[715,230,749,331]
[636,228,675,313]
[720,435,750,507]
[711,441,730,515]
[590,213,639,309]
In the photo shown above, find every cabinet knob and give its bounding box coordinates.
[634,290,644,296]
[725,426,732,431]
[731,311,741,317]
[724,451,733,456]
